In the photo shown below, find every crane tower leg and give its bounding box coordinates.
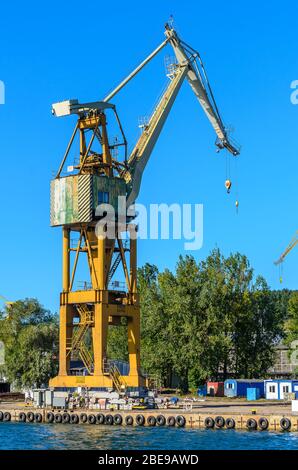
[50,225,144,389]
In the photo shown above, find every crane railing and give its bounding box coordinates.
[79,342,93,375]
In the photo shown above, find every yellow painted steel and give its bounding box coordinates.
[50,114,144,390]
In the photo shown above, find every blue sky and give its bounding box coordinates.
[0,0,298,312]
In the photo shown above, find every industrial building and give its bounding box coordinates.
[224,379,265,398]
[264,379,298,400]
[207,381,224,397]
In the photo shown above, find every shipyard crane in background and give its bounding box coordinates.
[49,23,240,391]
[274,231,298,282]
[0,294,14,309]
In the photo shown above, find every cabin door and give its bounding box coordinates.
[280,382,291,400]
[266,382,278,399]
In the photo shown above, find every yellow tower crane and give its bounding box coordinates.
[49,23,240,391]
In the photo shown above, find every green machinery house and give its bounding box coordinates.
[50,174,126,226]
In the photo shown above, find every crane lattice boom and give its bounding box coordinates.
[275,231,298,265]
[105,22,240,206]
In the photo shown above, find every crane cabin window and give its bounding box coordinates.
[98,191,109,205]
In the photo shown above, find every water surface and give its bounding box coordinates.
[0,423,298,450]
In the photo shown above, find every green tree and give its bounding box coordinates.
[0,299,58,388]
[139,264,174,382]
[85,251,290,392]
[107,319,128,363]
[285,291,298,344]
[284,291,298,373]
[137,251,288,391]
[234,276,284,377]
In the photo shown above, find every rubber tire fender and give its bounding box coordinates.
[96,413,105,425]
[3,412,11,422]
[88,414,96,424]
[280,418,291,431]
[204,417,215,429]
[62,412,70,424]
[54,413,62,424]
[80,413,88,423]
[176,415,186,428]
[226,418,235,429]
[215,416,225,428]
[167,416,176,427]
[156,415,166,426]
[136,414,145,426]
[147,415,157,427]
[0,411,3,421]
[19,412,26,423]
[114,414,123,425]
[125,415,134,426]
[27,412,35,423]
[46,412,55,423]
[35,413,42,423]
[70,413,79,424]
[258,417,269,430]
[105,414,114,425]
[246,418,257,430]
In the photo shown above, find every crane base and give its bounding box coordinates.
[49,374,145,389]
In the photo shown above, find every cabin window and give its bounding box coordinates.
[98,191,109,204]
[228,383,234,389]
[282,386,289,394]
[269,386,275,393]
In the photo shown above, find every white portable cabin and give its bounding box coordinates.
[264,379,298,400]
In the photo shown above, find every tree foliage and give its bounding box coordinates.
[285,291,298,345]
[0,251,291,392]
[0,298,58,388]
[135,250,287,391]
